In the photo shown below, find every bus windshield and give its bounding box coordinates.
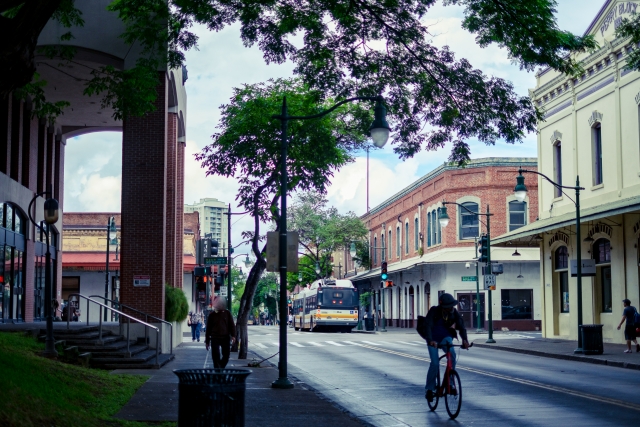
[319,289,356,308]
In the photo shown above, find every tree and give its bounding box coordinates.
[252,273,280,324]
[287,191,369,285]
[3,1,597,161]
[195,78,369,358]
[616,15,640,73]
[230,266,246,317]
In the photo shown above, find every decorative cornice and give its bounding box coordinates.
[550,131,563,144]
[576,75,615,101]
[588,111,604,127]
[544,100,573,119]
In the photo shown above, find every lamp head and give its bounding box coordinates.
[465,262,470,269]
[108,216,117,240]
[514,172,528,202]
[349,242,357,258]
[315,262,321,275]
[369,97,391,148]
[244,255,251,268]
[43,197,59,225]
[438,205,450,228]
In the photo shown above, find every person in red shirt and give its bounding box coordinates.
[205,297,236,369]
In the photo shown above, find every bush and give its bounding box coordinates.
[165,284,189,322]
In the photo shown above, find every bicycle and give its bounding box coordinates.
[427,342,473,419]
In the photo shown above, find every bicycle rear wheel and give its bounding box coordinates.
[444,370,462,419]
[427,370,439,411]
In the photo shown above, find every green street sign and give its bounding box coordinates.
[205,257,227,265]
[461,276,477,282]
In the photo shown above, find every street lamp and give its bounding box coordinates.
[27,185,59,358]
[104,216,116,321]
[439,201,495,342]
[514,168,585,353]
[272,94,390,389]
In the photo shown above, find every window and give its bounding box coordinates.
[431,210,437,245]
[396,226,400,257]
[405,222,409,254]
[501,289,533,320]
[388,230,392,259]
[381,233,385,262]
[508,201,527,231]
[593,238,612,313]
[436,208,442,244]
[592,123,603,185]
[414,218,419,250]
[554,141,562,197]
[427,212,432,247]
[555,246,569,313]
[459,202,479,240]
[374,236,378,264]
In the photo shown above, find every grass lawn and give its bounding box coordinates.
[0,332,175,427]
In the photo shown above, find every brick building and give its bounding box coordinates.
[345,157,542,331]
[60,212,200,323]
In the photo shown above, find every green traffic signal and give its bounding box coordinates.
[381,261,388,280]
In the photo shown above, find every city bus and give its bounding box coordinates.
[292,279,358,332]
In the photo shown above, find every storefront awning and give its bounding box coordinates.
[350,247,539,283]
[492,195,640,246]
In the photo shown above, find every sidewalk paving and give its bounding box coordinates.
[112,342,367,426]
[469,332,640,370]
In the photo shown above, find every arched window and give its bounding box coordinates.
[381,233,385,262]
[509,201,527,231]
[459,202,479,240]
[431,210,437,244]
[396,226,401,257]
[405,222,409,254]
[427,211,432,247]
[436,208,442,244]
[554,141,562,197]
[374,236,378,265]
[389,230,392,259]
[414,218,419,250]
[592,123,603,185]
[555,246,569,313]
[593,238,612,313]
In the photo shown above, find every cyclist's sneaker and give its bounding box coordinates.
[624,349,632,353]
[426,390,434,402]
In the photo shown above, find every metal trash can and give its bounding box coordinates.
[174,369,252,427]
[581,324,604,355]
[364,318,375,331]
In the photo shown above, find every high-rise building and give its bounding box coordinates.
[184,198,229,253]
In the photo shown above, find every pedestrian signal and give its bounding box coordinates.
[381,261,388,280]
[384,280,394,288]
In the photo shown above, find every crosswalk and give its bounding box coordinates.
[247,339,428,349]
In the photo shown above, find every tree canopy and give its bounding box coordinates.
[2,0,600,162]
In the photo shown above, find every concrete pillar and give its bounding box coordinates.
[165,112,177,289]
[176,140,185,288]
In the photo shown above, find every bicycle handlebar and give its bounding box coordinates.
[437,342,474,349]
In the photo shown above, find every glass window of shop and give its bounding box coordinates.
[0,203,26,322]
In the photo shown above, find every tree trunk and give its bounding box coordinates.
[236,246,266,359]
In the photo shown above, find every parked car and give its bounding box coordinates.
[502,305,532,320]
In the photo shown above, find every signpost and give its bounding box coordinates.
[204,257,227,265]
[484,274,496,290]
[220,286,228,297]
[133,275,150,287]
[461,276,478,282]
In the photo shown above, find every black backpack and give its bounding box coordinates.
[417,315,429,340]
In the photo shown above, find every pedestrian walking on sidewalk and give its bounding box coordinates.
[205,297,236,369]
[188,311,203,342]
[617,299,640,353]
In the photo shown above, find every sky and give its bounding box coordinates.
[63,0,607,266]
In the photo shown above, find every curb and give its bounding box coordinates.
[351,330,377,334]
[473,343,640,371]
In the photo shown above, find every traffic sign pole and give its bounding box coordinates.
[486,204,495,344]
[475,237,481,332]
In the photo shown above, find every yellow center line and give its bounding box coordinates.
[356,343,640,412]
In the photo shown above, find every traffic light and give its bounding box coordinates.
[211,239,219,256]
[479,234,489,263]
[381,261,388,280]
[215,266,225,290]
[384,280,394,288]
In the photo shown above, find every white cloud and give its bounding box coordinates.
[74,174,122,212]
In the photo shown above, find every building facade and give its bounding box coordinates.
[184,198,229,251]
[61,212,199,322]
[347,158,541,331]
[493,0,640,344]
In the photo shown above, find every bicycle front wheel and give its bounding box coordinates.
[444,370,462,419]
[427,370,439,411]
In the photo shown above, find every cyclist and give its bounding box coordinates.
[425,293,469,402]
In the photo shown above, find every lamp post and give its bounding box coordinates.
[514,169,585,353]
[271,95,390,388]
[104,217,117,321]
[438,201,494,342]
[474,237,482,332]
[27,184,59,358]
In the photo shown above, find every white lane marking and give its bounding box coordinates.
[361,340,382,346]
[325,341,344,346]
[397,341,419,346]
[412,340,426,345]
[290,342,305,347]
[254,343,267,349]
[271,342,280,347]
[203,349,210,368]
[308,342,324,347]
[342,341,364,346]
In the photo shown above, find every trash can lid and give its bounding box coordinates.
[174,369,252,385]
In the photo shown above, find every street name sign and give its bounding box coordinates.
[483,274,496,289]
[461,276,477,282]
[204,257,227,265]
[133,275,150,287]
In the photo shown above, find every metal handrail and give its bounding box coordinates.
[88,295,173,355]
[66,294,160,366]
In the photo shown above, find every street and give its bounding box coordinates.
[244,326,640,426]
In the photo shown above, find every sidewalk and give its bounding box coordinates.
[112,342,367,426]
[469,332,640,370]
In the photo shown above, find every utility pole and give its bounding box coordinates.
[475,237,481,332]
[485,205,495,344]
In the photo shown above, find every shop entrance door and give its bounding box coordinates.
[457,292,485,330]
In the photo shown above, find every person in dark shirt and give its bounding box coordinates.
[205,297,236,368]
[424,293,469,402]
[617,299,639,353]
